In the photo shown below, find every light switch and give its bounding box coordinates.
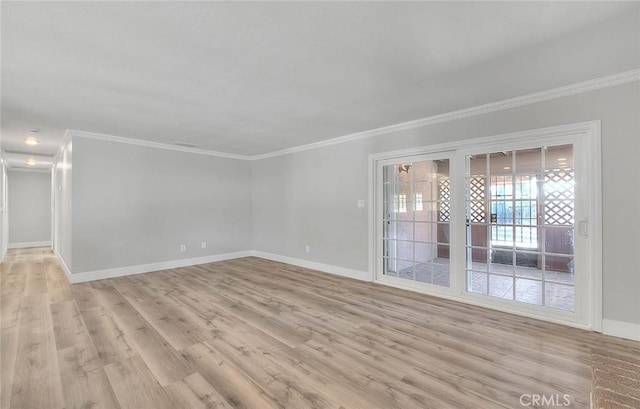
[357,200,366,208]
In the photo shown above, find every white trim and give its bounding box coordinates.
[60,251,253,283]
[585,123,603,332]
[252,69,639,160]
[252,251,371,282]
[54,130,72,163]
[603,319,640,341]
[67,129,252,161]
[8,241,51,249]
[367,155,376,282]
[55,249,371,284]
[54,248,73,282]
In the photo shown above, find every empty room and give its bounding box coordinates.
[1,1,639,409]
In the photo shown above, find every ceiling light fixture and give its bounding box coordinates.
[24,129,40,145]
[25,158,37,166]
[24,137,40,146]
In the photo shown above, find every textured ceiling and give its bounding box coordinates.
[1,1,639,167]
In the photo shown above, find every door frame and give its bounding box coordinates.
[369,121,602,331]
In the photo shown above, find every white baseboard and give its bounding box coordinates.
[53,247,371,284]
[59,250,253,283]
[251,251,372,282]
[603,319,640,341]
[48,248,640,342]
[53,248,73,282]
[8,241,51,249]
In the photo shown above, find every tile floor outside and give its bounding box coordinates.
[387,258,574,311]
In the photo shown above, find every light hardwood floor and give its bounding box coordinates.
[1,247,639,409]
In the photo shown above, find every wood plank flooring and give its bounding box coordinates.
[1,247,639,409]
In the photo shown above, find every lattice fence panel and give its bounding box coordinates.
[544,170,575,225]
[468,177,486,223]
[438,179,451,222]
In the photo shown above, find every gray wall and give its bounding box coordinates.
[1,161,6,258]
[70,137,252,274]
[7,170,52,246]
[54,138,73,270]
[252,81,640,326]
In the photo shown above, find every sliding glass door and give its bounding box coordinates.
[373,122,600,329]
[378,153,455,293]
[465,145,576,311]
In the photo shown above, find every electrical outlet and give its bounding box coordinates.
[305,245,310,253]
[357,199,366,208]
[201,241,207,249]
[180,244,186,252]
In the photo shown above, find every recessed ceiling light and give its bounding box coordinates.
[558,158,567,161]
[503,166,510,170]
[25,159,37,166]
[24,137,40,146]
[25,129,40,145]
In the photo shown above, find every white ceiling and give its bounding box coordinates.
[1,1,639,168]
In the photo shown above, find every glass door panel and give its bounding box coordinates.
[383,158,451,287]
[465,144,576,311]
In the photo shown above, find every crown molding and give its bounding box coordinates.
[52,69,639,162]
[66,129,252,161]
[250,68,640,161]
